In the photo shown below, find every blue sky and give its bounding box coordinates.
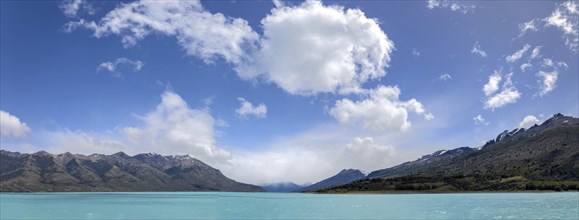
[1,0,578,185]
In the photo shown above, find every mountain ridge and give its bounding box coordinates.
[0,150,264,192]
[319,113,579,192]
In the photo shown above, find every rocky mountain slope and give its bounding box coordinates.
[0,151,264,192]
[366,147,476,179]
[299,169,365,192]
[320,113,579,192]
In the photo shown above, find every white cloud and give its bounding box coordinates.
[473,114,489,126]
[471,41,487,57]
[121,91,231,164]
[536,70,558,96]
[483,72,501,96]
[518,1,578,52]
[97,58,144,77]
[0,110,31,138]
[530,46,542,60]
[439,73,452,81]
[225,135,396,185]
[66,0,394,96]
[272,0,285,8]
[505,44,531,63]
[542,58,568,69]
[329,86,432,132]
[520,63,533,72]
[427,0,475,14]
[518,115,540,128]
[235,97,267,119]
[545,1,579,35]
[59,0,93,18]
[45,91,231,166]
[518,19,539,38]
[242,0,395,95]
[484,87,521,110]
[483,72,521,110]
[45,129,127,155]
[65,1,259,66]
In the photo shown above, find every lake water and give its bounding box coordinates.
[0,192,577,219]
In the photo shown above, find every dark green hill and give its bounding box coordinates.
[320,114,579,193]
[0,151,264,192]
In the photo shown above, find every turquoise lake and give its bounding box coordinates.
[0,192,577,219]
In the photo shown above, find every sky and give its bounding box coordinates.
[1,0,578,185]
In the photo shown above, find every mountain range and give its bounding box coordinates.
[2,113,577,193]
[0,151,264,192]
[316,113,579,192]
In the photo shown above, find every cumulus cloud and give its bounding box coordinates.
[243,0,395,95]
[536,70,558,96]
[0,110,31,138]
[518,115,540,128]
[44,91,231,166]
[97,58,144,77]
[484,87,521,110]
[426,0,475,14]
[121,91,231,164]
[235,97,267,119]
[518,1,578,52]
[483,72,501,96]
[473,114,489,125]
[66,0,394,96]
[483,72,521,110]
[471,41,487,57]
[439,73,452,81]
[329,86,432,132]
[505,44,531,63]
[65,1,259,66]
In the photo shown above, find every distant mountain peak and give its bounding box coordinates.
[299,169,365,192]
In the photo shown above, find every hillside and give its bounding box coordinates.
[299,169,365,192]
[320,113,579,193]
[0,151,264,192]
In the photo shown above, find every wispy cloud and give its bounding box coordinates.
[518,1,578,52]
[439,73,452,81]
[471,41,487,57]
[59,0,93,18]
[505,44,531,63]
[426,0,475,14]
[473,114,489,126]
[97,58,144,77]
